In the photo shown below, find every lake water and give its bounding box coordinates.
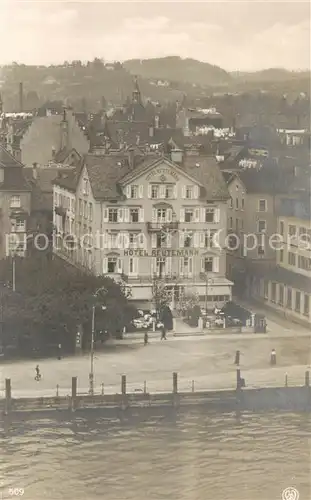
[1,410,310,500]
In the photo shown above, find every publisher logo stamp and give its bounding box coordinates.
[282,487,299,500]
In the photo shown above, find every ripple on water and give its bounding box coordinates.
[0,410,310,500]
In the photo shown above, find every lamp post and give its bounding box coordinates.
[89,287,107,395]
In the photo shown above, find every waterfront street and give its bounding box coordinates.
[1,329,310,398]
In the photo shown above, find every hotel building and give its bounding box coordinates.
[53,150,233,309]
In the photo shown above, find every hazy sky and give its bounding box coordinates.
[0,1,310,71]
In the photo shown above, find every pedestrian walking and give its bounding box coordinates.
[58,343,62,360]
[234,350,240,365]
[160,325,167,340]
[270,348,276,365]
[144,329,149,346]
[35,364,41,381]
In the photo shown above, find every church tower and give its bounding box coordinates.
[132,76,142,104]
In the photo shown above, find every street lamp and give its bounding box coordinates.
[205,276,213,314]
[89,287,107,395]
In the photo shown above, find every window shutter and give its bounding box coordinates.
[193,232,199,248]
[152,208,157,222]
[166,232,172,248]
[173,185,178,198]
[181,185,186,199]
[199,231,205,248]
[179,257,184,277]
[194,208,200,222]
[152,233,157,248]
[139,208,144,222]
[167,208,172,222]
[159,185,166,199]
[148,185,152,198]
[118,208,124,222]
[103,257,108,274]
[179,231,184,248]
[179,208,185,222]
[103,232,109,249]
[126,185,131,198]
[123,232,130,249]
[138,185,144,198]
[165,256,172,277]
[214,208,220,223]
[213,256,220,273]
[117,232,124,249]
[139,232,145,248]
[117,258,123,273]
[103,208,109,223]
[124,208,130,223]
[200,258,205,273]
[189,256,193,276]
[194,185,199,199]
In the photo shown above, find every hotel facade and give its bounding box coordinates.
[53,152,233,309]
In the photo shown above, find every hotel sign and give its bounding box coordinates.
[124,249,199,257]
[146,168,179,181]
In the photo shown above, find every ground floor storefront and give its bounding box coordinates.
[248,267,311,327]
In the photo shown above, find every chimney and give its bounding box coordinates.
[32,162,38,180]
[19,82,24,112]
[128,147,135,169]
[170,148,183,164]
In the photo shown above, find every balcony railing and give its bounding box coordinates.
[146,221,179,232]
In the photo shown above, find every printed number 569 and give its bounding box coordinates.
[9,489,24,496]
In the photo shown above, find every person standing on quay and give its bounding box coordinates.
[270,348,276,365]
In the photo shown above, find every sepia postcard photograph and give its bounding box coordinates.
[0,1,310,499]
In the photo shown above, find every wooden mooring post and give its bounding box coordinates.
[71,377,77,412]
[4,378,11,416]
[121,375,127,410]
[305,370,310,387]
[172,372,179,407]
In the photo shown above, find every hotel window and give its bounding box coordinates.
[107,257,117,273]
[264,280,269,299]
[235,198,239,210]
[258,220,266,233]
[183,257,193,275]
[130,185,138,199]
[278,284,284,306]
[271,282,276,303]
[165,185,174,199]
[129,257,138,275]
[257,245,265,256]
[83,201,87,218]
[279,249,284,263]
[151,185,159,199]
[295,291,301,312]
[205,230,217,248]
[288,224,296,237]
[10,195,21,208]
[129,233,139,248]
[205,208,215,223]
[157,209,167,222]
[288,252,296,266]
[303,295,310,316]
[185,185,194,199]
[258,199,267,212]
[229,217,233,229]
[108,208,118,223]
[286,287,292,309]
[279,220,284,235]
[298,256,311,271]
[79,199,82,216]
[110,233,118,249]
[130,208,139,223]
[203,257,213,273]
[184,208,194,223]
[184,231,193,248]
[89,203,93,222]
[241,198,245,210]
[229,197,233,209]
[156,257,166,277]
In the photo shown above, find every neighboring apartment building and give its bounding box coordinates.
[53,151,233,309]
[0,145,32,260]
[251,197,311,326]
[224,164,290,295]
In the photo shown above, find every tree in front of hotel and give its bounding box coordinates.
[0,255,136,356]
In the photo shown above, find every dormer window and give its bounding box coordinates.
[10,195,21,208]
[82,178,89,195]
